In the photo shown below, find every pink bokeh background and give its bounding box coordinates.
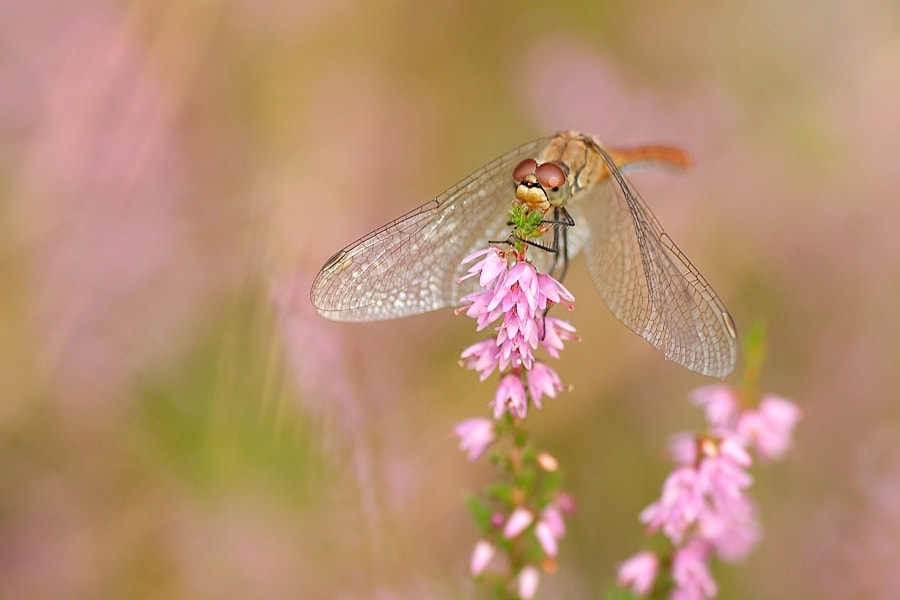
[1,0,899,597]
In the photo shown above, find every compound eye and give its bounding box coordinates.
[512,158,538,183]
[535,162,567,190]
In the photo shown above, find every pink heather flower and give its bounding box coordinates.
[617,551,659,596]
[535,271,575,308]
[534,520,558,557]
[645,440,751,539]
[495,311,540,371]
[459,248,577,376]
[470,540,495,576]
[537,452,559,471]
[490,512,506,528]
[540,505,566,538]
[460,287,504,331]
[628,386,798,599]
[526,362,564,407]
[459,248,508,289]
[460,338,501,381]
[518,566,540,600]
[553,491,577,515]
[671,542,718,600]
[690,384,740,430]
[453,418,497,460]
[669,433,699,465]
[698,445,753,511]
[498,262,540,309]
[540,316,579,358]
[714,435,753,469]
[534,501,569,559]
[491,374,529,419]
[737,394,802,460]
[640,465,703,544]
[643,434,761,568]
[503,507,534,539]
[697,495,760,561]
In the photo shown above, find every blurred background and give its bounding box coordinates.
[1,0,899,598]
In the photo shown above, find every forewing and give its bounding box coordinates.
[577,148,739,377]
[310,137,552,321]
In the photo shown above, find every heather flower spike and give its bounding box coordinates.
[618,327,801,599]
[458,247,576,421]
[453,242,577,597]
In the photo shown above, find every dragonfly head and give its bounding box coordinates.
[513,158,571,211]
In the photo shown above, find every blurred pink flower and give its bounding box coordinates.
[536,452,559,472]
[453,418,496,461]
[671,542,718,600]
[690,384,741,430]
[737,394,803,460]
[534,520,557,557]
[617,551,659,596]
[642,435,755,548]
[697,495,760,561]
[540,504,566,539]
[517,565,540,600]
[713,436,754,469]
[669,433,699,465]
[469,540,495,576]
[272,278,391,552]
[553,491,577,515]
[519,36,736,152]
[503,507,534,539]
[632,385,800,596]
[640,465,704,544]
[2,0,211,419]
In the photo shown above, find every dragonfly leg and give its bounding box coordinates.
[540,206,575,228]
[542,207,574,280]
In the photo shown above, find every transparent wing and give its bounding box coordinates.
[310,136,552,321]
[576,145,739,377]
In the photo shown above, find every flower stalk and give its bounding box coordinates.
[452,238,578,599]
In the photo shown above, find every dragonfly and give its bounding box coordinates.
[310,130,738,378]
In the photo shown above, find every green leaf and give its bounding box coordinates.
[465,494,494,531]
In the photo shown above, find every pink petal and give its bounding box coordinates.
[503,507,534,539]
[491,374,528,419]
[690,384,740,429]
[453,418,496,460]
[540,505,566,537]
[617,551,659,595]
[469,540,495,576]
[517,566,540,599]
[671,542,718,599]
[738,395,802,460]
[535,521,558,557]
